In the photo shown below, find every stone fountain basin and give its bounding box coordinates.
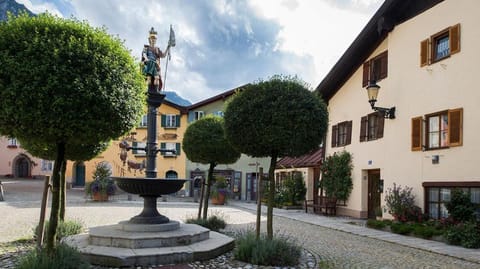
[113,177,188,196]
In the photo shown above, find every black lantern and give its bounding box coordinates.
[366,80,395,119]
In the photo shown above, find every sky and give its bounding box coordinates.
[16,0,383,104]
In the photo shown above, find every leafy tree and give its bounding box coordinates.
[224,75,328,238]
[320,150,353,201]
[182,116,241,220]
[0,13,144,252]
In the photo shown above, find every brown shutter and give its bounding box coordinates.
[362,62,370,87]
[379,51,388,80]
[360,116,367,142]
[448,108,463,147]
[376,113,385,139]
[331,125,338,148]
[450,24,461,55]
[420,39,429,67]
[346,121,352,145]
[411,117,423,151]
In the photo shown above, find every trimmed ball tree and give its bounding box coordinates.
[0,13,144,252]
[182,116,240,220]
[224,75,328,239]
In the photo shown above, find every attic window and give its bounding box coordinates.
[420,24,460,66]
[362,51,388,87]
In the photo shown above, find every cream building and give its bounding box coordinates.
[316,0,479,219]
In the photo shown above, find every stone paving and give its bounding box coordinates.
[1,179,480,268]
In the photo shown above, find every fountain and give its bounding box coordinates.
[63,28,234,267]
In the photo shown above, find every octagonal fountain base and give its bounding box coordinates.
[63,222,235,267]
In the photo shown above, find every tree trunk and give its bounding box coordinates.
[267,154,277,240]
[59,159,67,221]
[256,167,263,239]
[197,177,204,219]
[202,163,215,220]
[46,142,65,253]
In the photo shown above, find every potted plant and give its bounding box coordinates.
[86,162,116,201]
[211,176,229,205]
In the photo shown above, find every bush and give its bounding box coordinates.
[16,243,90,269]
[412,224,443,239]
[281,173,306,206]
[320,151,353,201]
[366,219,387,230]
[384,183,423,222]
[444,189,476,222]
[185,215,226,232]
[390,222,414,235]
[35,220,84,242]
[445,221,480,248]
[234,231,301,266]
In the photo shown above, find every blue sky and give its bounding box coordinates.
[17,0,382,103]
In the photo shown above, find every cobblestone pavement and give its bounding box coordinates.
[1,179,480,268]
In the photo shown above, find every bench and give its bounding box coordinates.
[304,196,337,216]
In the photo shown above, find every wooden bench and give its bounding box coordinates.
[304,196,337,216]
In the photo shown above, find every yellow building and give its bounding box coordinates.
[65,100,188,186]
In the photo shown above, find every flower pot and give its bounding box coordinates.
[211,193,226,205]
[92,192,109,202]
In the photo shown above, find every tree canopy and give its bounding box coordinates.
[183,115,241,165]
[224,75,328,159]
[0,13,145,252]
[224,75,328,238]
[0,13,145,145]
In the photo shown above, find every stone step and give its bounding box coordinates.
[63,230,235,267]
[88,223,209,248]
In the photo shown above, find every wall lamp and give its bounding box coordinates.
[365,80,395,119]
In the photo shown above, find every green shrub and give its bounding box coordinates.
[320,151,353,201]
[384,183,424,222]
[234,231,301,266]
[366,219,387,230]
[16,243,89,269]
[280,173,306,206]
[445,221,480,248]
[185,215,226,232]
[444,189,476,222]
[412,224,443,239]
[35,220,84,242]
[390,222,414,235]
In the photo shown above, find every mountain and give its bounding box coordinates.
[164,91,192,106]
[0,0,34,21]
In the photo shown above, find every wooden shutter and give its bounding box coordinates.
[360,116,367,142]
[175,115,181,127]
[346,121,352,145]
[448,108,463,147]
[161,114,166,127]
[160,142,166,155]
[376,113,385,139]
[331,125,338,148]
[362,62,370,87]
[411,117,423,151]
[378,51,388,80]
[175,143,181,156]
[449,24,461,55]
[420,39,429,67]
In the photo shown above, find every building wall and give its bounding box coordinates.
[326,0,479,218]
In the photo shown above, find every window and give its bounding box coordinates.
[132,141,146,155]
[214,111,224,117]
[420,24,460,66]
[411,108,462,151]
[41,160,54,171]
[331,121,352,147]
[161,114,180,128]
[7,137,19,148]
[360,112,384,142]
[160,142,181,157]
[194,111,204,120]
[423,182,480,219]
[362,51,388,87]
[139,114,148,127]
